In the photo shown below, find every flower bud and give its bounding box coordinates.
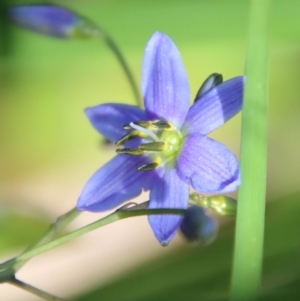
[189,193,237,217]
[194,73,223,102]
[8,5,100,39]
[207,195,237,216]
[180,205,218,245]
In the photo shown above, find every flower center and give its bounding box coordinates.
[115,120,183,171]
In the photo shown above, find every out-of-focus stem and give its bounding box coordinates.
[9,277,68,301]
[0,208,185,279]
[102,32,143,107]
[230,0,271,300]
[8,208,80,274]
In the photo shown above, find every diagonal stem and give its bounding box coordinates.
[0,208,185,280]
[9,208,81,274]
[9,277,68,301]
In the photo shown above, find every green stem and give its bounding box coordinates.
[14,208,81,273]
[0,208,185,280]
[230,0,270,300]
[100,31,143,107]
[9,277,68,301]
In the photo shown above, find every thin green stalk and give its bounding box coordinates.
[102,33,143,107]
[14,208,81,273]
[9,277,68,301]
[230,0,270,300]
[0,208,185,280]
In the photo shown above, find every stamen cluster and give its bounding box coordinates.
[116,120,183,171]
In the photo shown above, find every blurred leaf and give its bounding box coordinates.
[76,191,300,301]
[0,209,50,255]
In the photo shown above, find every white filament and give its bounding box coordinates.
[129,122,160,142]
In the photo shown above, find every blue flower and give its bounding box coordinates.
[77,32,244,245]
[8,5,98,39]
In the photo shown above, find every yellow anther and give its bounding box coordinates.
[139,142,166,151]
[132,120,173,131]
[124,121,155,130]
[137,162,159,171]
[116,130,148,146]
[137,157,162,171]
[116,148,145,156]
[116,119,183,170]
[152,121,173,130]
[133,121,154,129]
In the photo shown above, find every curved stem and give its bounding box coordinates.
[13,208,81,273]
[27,208,80,250]
[100,31,143,107]
[9,277,68,301]
[0,208,185,279]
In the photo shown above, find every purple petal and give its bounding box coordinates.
[184,76,244,135]
[142,32,191,128]
[85,103,146,143]
[148,169,189,246]
[177,134,240,193]
[77,155,154,212]
[8,5,98,39]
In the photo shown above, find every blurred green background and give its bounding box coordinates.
[0,0,300,300]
